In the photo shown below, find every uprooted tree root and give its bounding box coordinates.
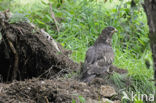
[0,11,79,81]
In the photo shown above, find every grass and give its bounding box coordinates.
[0,0,155,102]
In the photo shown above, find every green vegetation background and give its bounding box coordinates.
[0,0,155,102]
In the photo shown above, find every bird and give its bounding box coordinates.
[80,26,117,82]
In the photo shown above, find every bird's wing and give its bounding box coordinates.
[82,46,96,74]
[88,44,114,75]
[96,44,114,66]
[85,46,96,64]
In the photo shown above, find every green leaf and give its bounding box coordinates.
[78,96,85,103]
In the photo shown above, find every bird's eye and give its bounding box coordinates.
[111,30,114,33]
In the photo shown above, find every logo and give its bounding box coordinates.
[122,91,155,102]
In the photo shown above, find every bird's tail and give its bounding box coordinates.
[80,73,96,83]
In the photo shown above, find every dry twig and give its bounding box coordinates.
[49,3,60,33]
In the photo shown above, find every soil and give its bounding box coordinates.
[0,78,120,103]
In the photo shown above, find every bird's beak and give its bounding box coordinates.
[114,28,118,33]
[111,28,118,35]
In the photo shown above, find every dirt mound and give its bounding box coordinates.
[0,78,120,103]
[0,11,79,82]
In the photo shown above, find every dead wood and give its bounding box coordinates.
[50,3,60,33]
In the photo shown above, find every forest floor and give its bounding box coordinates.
[0,78,122,103]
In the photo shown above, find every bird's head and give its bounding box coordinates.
[102,26,117,37]
[96,26,117,45]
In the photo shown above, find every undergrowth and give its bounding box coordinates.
[0,0,155,102]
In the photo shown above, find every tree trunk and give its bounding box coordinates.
[143,0,156,85]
